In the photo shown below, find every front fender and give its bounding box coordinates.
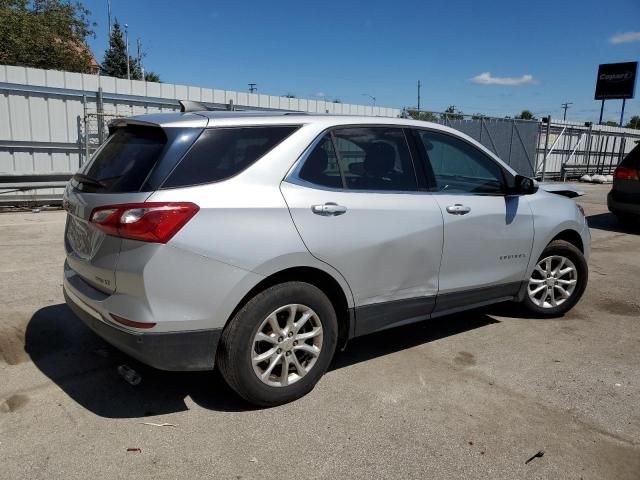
[526,191,590,277]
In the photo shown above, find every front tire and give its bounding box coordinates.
[520,240,588,317]
[217,281,338,407]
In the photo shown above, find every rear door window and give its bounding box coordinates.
[75,125,166,193]
[298,134,344,188]
[163,126,300,188]
[620,144,640,168]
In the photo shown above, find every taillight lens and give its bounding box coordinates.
[90,202,199,243]
[613,166,639,181]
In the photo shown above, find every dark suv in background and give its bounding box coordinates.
[608,143,640,229]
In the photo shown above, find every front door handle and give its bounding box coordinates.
[446,204,471,215]
[311,202,347,216]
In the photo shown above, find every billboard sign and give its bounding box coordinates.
[594,62,637,100]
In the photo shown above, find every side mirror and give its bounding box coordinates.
[514,175,538,195]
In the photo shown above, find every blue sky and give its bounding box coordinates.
[83,0,639,123]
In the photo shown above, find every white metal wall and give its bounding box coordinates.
[0,64,400,188]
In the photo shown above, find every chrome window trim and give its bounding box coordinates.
[284,123,515,196]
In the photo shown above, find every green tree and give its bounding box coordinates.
[0,0,95,73]
[442,105,463,120]
[144,71,160,82]
[408,110,438,122]
[515,110,536,120]
[282,92,296,98]
[101,20,141,79]
[603,121,619,127]
[625,115,640,130]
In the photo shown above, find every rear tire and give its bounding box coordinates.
[520,240,588,317]
[217,281,338,407]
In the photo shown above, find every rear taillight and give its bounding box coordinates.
[90,202,199,243]
[613,166,639,181]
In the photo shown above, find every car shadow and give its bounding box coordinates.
[25,303,500,417]
[587,212,639,233]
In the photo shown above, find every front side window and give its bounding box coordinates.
[298,127,418,192]
[163,126,299,188]
[416,130,505,194]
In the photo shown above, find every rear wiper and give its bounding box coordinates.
[73,173,106,189]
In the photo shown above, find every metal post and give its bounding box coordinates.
[601,135,610,174]
[620,99,626,127]
[584,123,593,174]
[541,116,551,180]
[76,115,83,166]
[608,136,618,173]
[417,80,421,112]
[598,99,605,124]
[125,24,130,80]
[82,95,89,162]
[97,87,105,144]
[618,133,626,166]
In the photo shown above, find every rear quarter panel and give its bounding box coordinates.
[146,178,355,330]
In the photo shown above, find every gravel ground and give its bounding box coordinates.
[0,183,638,479]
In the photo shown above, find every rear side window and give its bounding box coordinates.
[298,127,418,192]
[620,144,640,168]
[333,127,418,191]
[163,126,299,188]
[298,135,343,188]
[78,126,166,193]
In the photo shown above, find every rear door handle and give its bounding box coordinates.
[311,202,347,216]
[446,204,471,215]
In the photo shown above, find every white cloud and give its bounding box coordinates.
[314,92,326,98]
[471,72,536,86]
[610,31,640,44]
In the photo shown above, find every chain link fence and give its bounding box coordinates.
[78,111,128,166]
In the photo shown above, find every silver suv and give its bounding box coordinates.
[63,108,590,406]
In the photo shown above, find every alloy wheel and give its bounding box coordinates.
[251,304,323,387]
[527,255,578,309]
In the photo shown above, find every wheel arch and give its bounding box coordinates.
[224,266,354,349]
[551,228,584,253]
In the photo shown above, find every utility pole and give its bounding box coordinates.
[248,83,257,94]
[137,39,144,79]
[362,93,376,107]
[417,80,421,111]
[125,24,130,80]
[561,102,572,121]
[107,0,112,35]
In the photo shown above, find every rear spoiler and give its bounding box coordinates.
[538,183,584,198]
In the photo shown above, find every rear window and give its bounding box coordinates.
[620,144,640,168]
[76,125,166,193]
[162,126,300,188]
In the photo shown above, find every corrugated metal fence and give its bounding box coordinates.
[0,65,400,203]
[408,111,540,176]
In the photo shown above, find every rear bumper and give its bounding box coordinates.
[608,192,640,217]
[63,282,221,372]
